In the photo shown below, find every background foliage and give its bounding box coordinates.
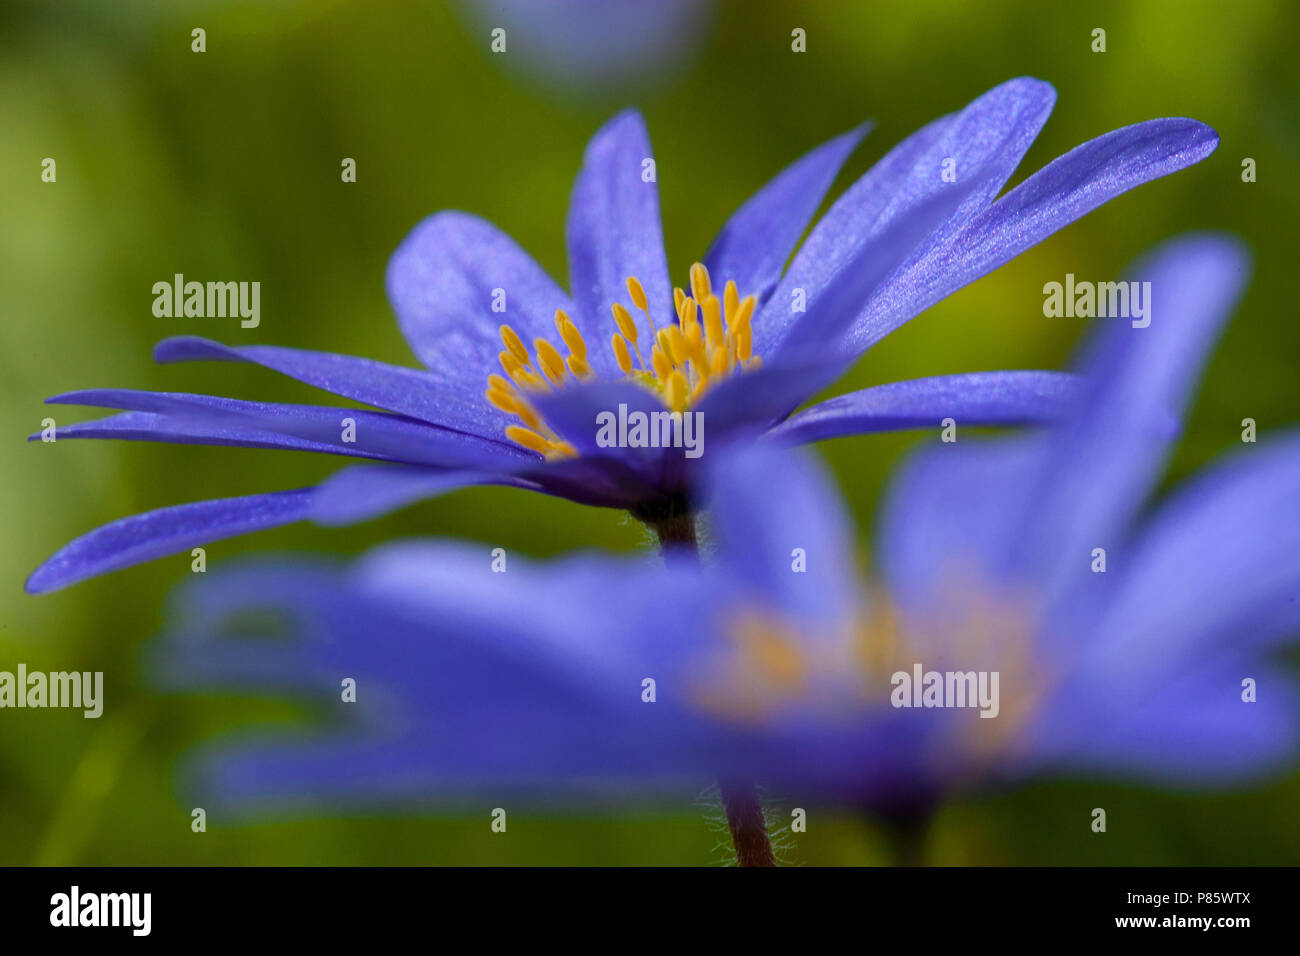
[2,0,1297,865]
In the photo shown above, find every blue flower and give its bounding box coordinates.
[451,0,717,98]
[30,78,1218,592]
[152,235,1300,843]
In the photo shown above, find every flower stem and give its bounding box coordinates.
[718,780,777,868]
[648,511,776,868]
[877,804,933,867]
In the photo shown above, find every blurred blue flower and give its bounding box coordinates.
[453,0,717,98]
[153,235,1299,834]
[31,78,1218,592]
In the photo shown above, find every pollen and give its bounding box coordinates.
[488,262,762,459]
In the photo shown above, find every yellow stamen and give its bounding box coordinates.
[702,295,723,352]
[505,425,553,457]
[612,333,634,374]
[626,276,648,313]
[490,270,764,459]
[736,324,753,363]
[486,388,541,429]
[665,370,688,412]
[663,326,688,366]
[689,261,712,303]
[500,325,530,365]
[683,321,705,364]
[651,345,673,381]
[709,345,728,378]
[729,295,756,333]
[534,338,568,384]
[499,350,524,377]
[611,303,639,344]
[567,353,593,380]
[555,309,587,359]
[677,295,696,333]
[510,368,549,393]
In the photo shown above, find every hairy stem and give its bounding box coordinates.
[649,511,776,868]
[718,780,777,868]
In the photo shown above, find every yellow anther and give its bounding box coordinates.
[651,345,673,381]
[489,271,761,457]
[710,345,728,378]
[730,295,756,334]
[555,310,587,359]
[626,276,648,313]
[676,295,696,331]
[655,328,674,365]
[663,326,688,365]
[511,368,549,393]
[500,325,530,365]
[534,338,568,384]
[499,350,524,377]
[567,353,593,380]
[702,295,724,351]
[689,262,712,303]
[485,388,515,413]
[684,321,705,363]
[612,333,634,374]
[665,370,689,412]
[612,302,639,344]
[487,373,515,395]
[505,425,553,457]
[488,388,541,429]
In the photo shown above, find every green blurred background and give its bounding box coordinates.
[2,0,1298,865]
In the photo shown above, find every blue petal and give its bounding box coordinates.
[1009,234,1249,605]
[26,488,317,594]
[310,465,542,527]
[876,436,1044,614]
[153,336,504,439]
[768,371,1080,445]
[44,388,528,469]
[848,117,1220,353]
[528,380,671,479]
[703,121,870,303]
[760,77,1056,356]
[156,543,729,808]
[1079,432,1300,682]
[704,444,859,629]
[689,180,998,437]
[769,169,995,360]
[565,110,672,376]
[37,410,367,459]
[1030,659,1300,786]
[386,211,575,379]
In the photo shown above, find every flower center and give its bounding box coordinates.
[485,261,760,459]
[692,586,1048,767]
